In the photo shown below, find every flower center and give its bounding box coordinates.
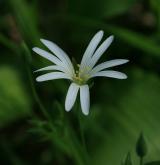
[72,65,90,85]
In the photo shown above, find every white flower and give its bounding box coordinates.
[33,30,129,115]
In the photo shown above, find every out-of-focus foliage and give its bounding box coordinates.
[9,0,40,45]
[0,0,160,164]
[90,69,160,165]
[0,66,31,127]
[68,0,137,19]
[145,162,160,165]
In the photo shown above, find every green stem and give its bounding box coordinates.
[26,66,54,127]
[63,113,86,165]
[140,157,143,165]
[21,42,55,130]
[77,102,89,164]
[78,111,86,149]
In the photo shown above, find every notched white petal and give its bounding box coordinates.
[32,47,62,65]
[34,65,66,73]
[89,35,114,68]
[65,83,79,112]
[40,39,68,60]
[90,59,129,75]
[91,70,127,79]
[36,72,71,82]
[40,39,74,73]
[80,30,104,69]
[80,85,90,115]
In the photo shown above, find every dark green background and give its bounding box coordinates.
[0,0,160,164]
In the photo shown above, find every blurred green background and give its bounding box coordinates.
[0,0,160,164]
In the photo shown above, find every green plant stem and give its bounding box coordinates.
[78,111,86,149]
[66,124,86,165]
[140,157,143,165]
[26,66,54,127]
[21,42,55,131]
[77,102,89,164]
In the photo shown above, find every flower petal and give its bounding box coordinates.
[34,65,66,73]
[91,70,127,79]
[89,35,114,68]
[32,47,62,65]
[40,39,74,74]
[80,30,104,70]
[65,83,79,112]
[80,85,90,115]
[36,72,71,82]
[33,47,74,76]
[90,59,129,75]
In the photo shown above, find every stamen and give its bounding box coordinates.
[72,64,91,85]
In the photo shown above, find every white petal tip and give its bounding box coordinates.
[36,76,47,82]
[93,30,104,39]
[32,47,37,52]
[40,38,48,44]
[65,103,72,112]
[36,77,41,82]
[65,107,71,112]
[82,111,89,116]
[109,35,114,41]
[34,69,42,73]
[115,72,128,79]
[98,30,104,35]
[120,59,129,64]
[121,75,128,79]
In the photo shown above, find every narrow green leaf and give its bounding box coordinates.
[0,33,17,52]
[124,153,132,165]
[8,0,40,45]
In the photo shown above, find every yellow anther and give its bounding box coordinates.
[72,65,91,85]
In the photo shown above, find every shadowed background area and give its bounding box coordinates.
[0,0,160,165]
